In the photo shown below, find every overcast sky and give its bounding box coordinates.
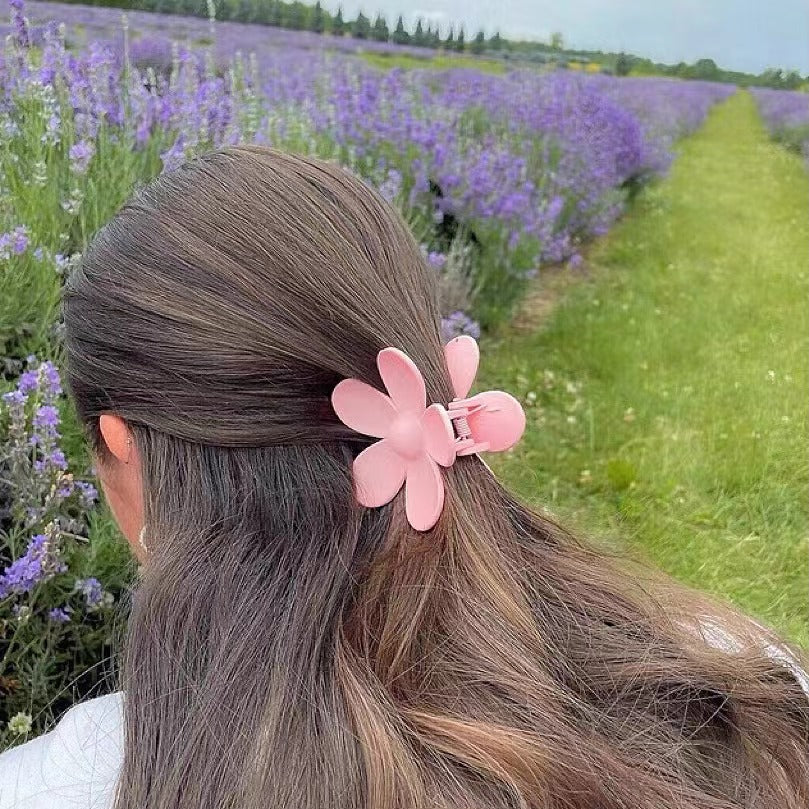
[324,0,809,74]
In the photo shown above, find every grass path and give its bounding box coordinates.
[481,91,809,644]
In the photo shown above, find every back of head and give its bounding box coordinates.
[62,146,809,809]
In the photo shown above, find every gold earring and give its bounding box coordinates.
[125,435,132,465]
[138,525,148,554]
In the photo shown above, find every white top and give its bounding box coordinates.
[0,692,123,809]
[1,621,806,809]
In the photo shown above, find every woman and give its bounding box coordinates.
[1,147,807,808]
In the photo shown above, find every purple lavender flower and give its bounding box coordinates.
[48,606,73,623]
[16,369,39,395]
[2,358,91,537]
[377,168,402,204]
[68,140,95,174]
[33,449,68,473]
[53,254,72,276]
[12,359,62,399]
[0,227,30,259]
[40,361,63,396]
[751,87,809,159]
[441,311,481,341]
[33,405,59,430]
[43,113,61,146]
[30,404,61,448]
[11,227,29,254]
[74,481,99,508]
[9,0,31,49]
[56,477,76,498]
[160,134,187,173]
[2,390,27,407]
[3,119,21,139]
[75,577,103,608]
[426,251,447,271]
[0,532,67,600]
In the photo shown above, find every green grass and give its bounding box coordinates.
[359,51,507,74]
[481,91,809,644]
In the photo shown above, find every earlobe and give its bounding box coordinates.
[99,414,133,464]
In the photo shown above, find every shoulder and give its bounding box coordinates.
[0,691,124,809]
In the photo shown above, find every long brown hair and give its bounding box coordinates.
[62,146,809,809]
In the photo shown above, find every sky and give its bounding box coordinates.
[323,0,809,75]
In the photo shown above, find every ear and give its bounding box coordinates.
[99,414,134,464]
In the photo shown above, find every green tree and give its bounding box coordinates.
[413,18,426,46]
[444,25,454,49]
[310,0,324,32]
[237,0,255,22]
[284,2,306,30]
[615,52,631,76]
[470,29,485,54]
[488,30,502,50]
[391,14,410,44]
[692,58,719,80]
[352,10,371,39]
[266,0,281,25]
[331,6,345,34]
[758,68,779,87]
[550,31,564,50]
[371,14,389,41]
[456,25,465,52]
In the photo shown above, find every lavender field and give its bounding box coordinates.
[750,86,809,159]
[0,0,736,331]
[0,0,770,743]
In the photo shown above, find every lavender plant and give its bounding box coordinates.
[1,0,733,328]
[750,87,809,161]
[0,358,122,748]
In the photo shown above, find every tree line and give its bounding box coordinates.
[86,0,499,54]
[614,54,806,90]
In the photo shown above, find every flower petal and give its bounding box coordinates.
[466,391,526,452]
[444,335,479,399]
[377,347,426,415]
[332,379,396,438]
[405,454,445,531]
[421,404,455,467]
[353,439,407,507]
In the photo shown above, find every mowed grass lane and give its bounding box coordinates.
[481,91,809,644]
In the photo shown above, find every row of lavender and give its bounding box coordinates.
[0,0,733,742]
[750,87,809,161]
[0,0,441,60]
[0,1,736,311]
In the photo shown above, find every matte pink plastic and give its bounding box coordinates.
[462,390,526,452]
[444,335,479,398]
[331,339,526,532]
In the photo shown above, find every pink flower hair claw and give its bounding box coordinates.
[331,336,526,531]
